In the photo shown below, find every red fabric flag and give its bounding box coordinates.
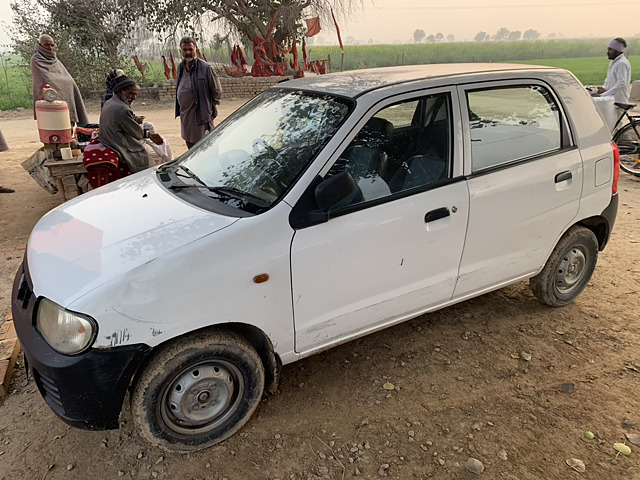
[161,56,171,80]
[302,37,308,70]
[231,45,248,72]
[289,37,298,70]
[266,9,279,40]
[305,17,321,37]
[331,8,344,51]
[169,52,177,80]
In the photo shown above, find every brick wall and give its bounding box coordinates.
[145,76,292,102]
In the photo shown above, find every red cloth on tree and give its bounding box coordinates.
[305,17,321,37]
[331,8,344,51]
[231,45,247,72]
[289,37,299,71]
[302,38,308,69]
[169,52,177,80]
[223,65,244,77]
[161,56,171,80]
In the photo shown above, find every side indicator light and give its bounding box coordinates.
[253,274,269,284]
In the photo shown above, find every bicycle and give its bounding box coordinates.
[612,102,640,177]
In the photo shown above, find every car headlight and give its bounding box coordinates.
[36,298,97,355]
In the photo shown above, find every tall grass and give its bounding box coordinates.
[0,53,32,111]
[506,57,640,85]
[306,39,612,71]
[2,38,638,110]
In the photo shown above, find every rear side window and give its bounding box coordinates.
[467,85,562,172]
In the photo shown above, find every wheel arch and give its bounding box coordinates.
[577,215,610,251]
[130,323,281,396]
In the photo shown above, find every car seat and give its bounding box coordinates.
[337,117,394,204]
[388,124,449,192]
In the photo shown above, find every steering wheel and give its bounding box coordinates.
[251,138,292,177]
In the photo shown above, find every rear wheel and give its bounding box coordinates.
[613,120,640,177]
[529,226,599,307]
[131,331,264,452]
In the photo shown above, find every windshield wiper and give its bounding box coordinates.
[206,186,270,206]
[175,165,209,188]
[167,180,269,207]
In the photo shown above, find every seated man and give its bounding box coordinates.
[99,75,163,173]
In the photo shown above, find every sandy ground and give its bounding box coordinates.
[0,100,640,480]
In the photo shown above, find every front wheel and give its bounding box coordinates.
[529,226,599,307]
[131,331,265,452]
[613,120,640,177]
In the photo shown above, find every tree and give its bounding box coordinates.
[508,31,521,41]
[10,0,133,93]
[548,32,556,39]
[447,34,455,43]
[435,32,444,43]
[413,29,426,44]
[426,34,435,44]
[474,31,487,42]
[131,0,364,51]
[523,29,539,41]
[493,27,510,42]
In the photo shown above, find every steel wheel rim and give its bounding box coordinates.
[555,244,589,294]
[160,360,244,436]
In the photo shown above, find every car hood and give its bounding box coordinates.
[26,170,238,306]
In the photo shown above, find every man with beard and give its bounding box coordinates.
[30,34,89,125]
[99,75,163,173]
[591,37,632,104]
[175,36,222,149]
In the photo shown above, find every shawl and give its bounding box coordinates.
[30,44,89,125]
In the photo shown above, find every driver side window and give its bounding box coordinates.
[329,93,452,209]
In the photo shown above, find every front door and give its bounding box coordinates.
[291,89,469,354]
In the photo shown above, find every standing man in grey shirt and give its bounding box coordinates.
[175,36,222,149]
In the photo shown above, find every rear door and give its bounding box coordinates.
[453,81,583,299]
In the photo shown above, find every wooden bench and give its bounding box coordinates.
[44,155,90,201]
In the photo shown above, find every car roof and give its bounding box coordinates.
[278,63,560,98]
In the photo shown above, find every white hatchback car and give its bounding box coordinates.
[12,64,619,451]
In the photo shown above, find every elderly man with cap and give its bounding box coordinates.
[99,75,164,173]
[30,34,89,125]
[591,37,632,104]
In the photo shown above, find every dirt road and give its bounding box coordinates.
[1,101,639,480]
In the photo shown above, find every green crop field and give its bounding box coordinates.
[1,38,639,111]
[0,54,34,111]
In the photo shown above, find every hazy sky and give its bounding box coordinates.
[1,0,640,47]
[331,0,640,44]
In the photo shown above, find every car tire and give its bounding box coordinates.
[130,330,265,452]
[529,226,599,307]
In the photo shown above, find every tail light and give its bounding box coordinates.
[612,141,620,194]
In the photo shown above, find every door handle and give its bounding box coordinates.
[555,171,572,183]
[424,207,450,223]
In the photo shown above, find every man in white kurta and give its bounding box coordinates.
[592,38,631,104]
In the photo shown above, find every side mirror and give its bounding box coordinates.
[315,171,355,212]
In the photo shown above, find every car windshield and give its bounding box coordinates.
[163,89,352,214]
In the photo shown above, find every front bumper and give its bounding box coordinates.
[11,261,151,430]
